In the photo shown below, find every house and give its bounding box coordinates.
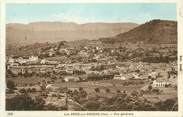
[40,59,58,65]
[64,76,80,82]
[113,74,126,80]
[10,68,21,75]
[8,56,39,65]
[84,46,88,50]
[152,80,170,88]
[27,68,33,74]
[48,52,55,57]
[47,60,59,65]
[40,68,47,73]
[159,49,169,53]
[7,57,15,64]
[78,50,89,57]
[66,69,73,74]
[21,68,26,74]
[148,71,159,80]
[10,62,20,67]
[29,56,39,63]
[41,59,47,64]
[96,46,100,50]
[17,57,28,64]
[46,84,58,91]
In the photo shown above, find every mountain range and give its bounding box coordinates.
[6,22,138,46]
[6,19,177,49]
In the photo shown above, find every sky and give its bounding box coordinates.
[6,3,176,24]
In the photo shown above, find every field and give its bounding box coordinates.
[7,77,177,103]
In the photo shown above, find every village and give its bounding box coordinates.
[6,41,178,111]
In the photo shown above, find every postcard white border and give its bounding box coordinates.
[1,0,183,117]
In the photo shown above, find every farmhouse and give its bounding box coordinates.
[78,50,89,57]
[29,56,39,63]
[7,56,39,65]
[9,62,20,67]
[46,84,59,91]
[7,57,16,64]
[9,68,21,75]
[64,76,80,82]
[14,57,28,64]
[148,71,159,80]
[40,59,46,64]
[113,74,126,80]
[152,80,170,88]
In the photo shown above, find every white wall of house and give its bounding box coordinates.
[152,80,169,88]
[113,74,126,80]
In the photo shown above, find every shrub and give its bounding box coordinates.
[148,85,152,91]
[79,87,83,92]
[152,88,160,94]
[116,89,121,93]
[105,88,110,93]
[6,89,15,94]
[6,94,45,110]
[44,104,58,110]
[31,88,37,92]
[83,100,100,111]
[27,88,32,93]
[95,88,100,93]
[59,87,68,93]
[33,96,46,110]
[155,98,178,111]
[123,82,129,86]
[67,89,74,97]
[52,94,57,97]
[79,89,87,99]
[7,80,16,89]
[19,88,26,93]
[131,91,139,97]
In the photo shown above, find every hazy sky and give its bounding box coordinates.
[6,3,176,24]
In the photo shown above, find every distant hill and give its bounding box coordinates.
[100,19,177,44]
[6,22,138,47]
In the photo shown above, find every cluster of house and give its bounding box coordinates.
[6,42,177,89]
[6,54,177,89]
[7,56,39,66]
[12,42,176,67]
[7,56,59,66]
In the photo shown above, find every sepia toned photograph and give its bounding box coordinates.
[5,3,178,111]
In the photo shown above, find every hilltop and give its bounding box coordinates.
[101,19,177,44]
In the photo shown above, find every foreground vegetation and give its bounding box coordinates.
[6,81,178,111]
